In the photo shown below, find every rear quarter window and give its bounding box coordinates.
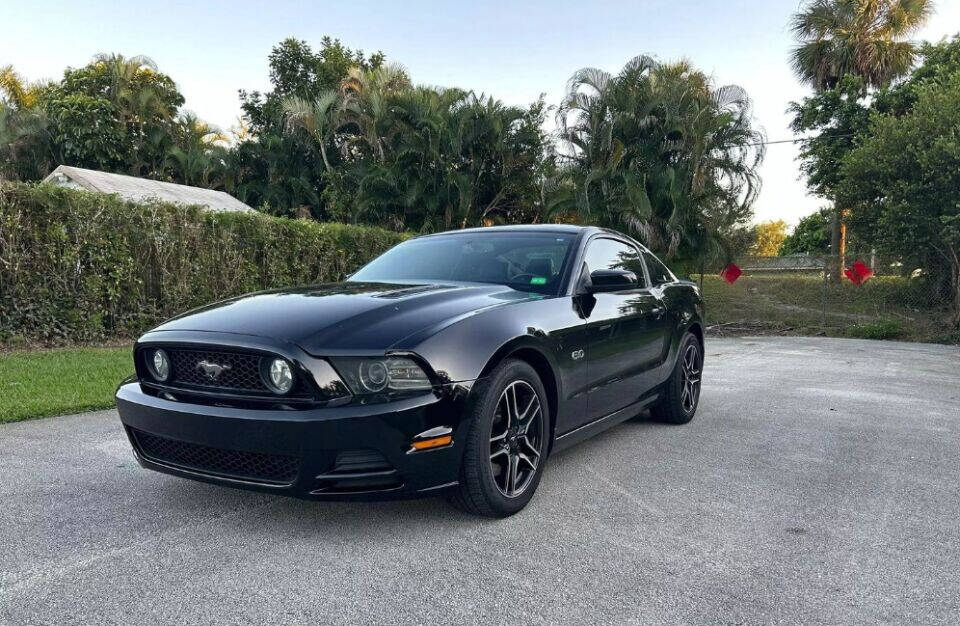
[642,250,676,286]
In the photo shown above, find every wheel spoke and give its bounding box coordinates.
[519,398,540,434]
[519,435,540,459]
[490,446,509,461]
[508,383,520,425]
[520,394,537,421]
[507,454,519,495]
[518,451,537,472]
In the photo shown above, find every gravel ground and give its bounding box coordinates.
[2,336,959,625]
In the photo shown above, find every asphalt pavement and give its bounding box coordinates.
[2,337,959,625]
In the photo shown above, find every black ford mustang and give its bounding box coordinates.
[116,225,704,517]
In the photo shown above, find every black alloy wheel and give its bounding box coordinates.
[650,332,703,424]
[678,341,702,414]
[449,359,549,517]
[488,380,544,498]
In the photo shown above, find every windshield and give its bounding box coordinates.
[348,231,577,294]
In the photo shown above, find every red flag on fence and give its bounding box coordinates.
[844,260,874,286]
[720,262,742,284]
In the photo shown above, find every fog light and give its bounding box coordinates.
[149,349,171,382]
[266,358,294,394]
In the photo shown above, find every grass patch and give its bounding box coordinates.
[0,347,133,423]
[698,273,950,342]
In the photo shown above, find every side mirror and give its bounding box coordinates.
[586,269,637,293]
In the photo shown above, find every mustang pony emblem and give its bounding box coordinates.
[196,360,231,381]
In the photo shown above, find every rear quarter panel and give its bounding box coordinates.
[651,280,705,386]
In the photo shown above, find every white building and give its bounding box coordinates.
[43,165,255,213]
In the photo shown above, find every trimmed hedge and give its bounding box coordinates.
[0,182,408,345]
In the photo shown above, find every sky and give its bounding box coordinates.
[2,0,959,227]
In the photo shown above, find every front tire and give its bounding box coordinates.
[650,332,703,424]
[448,359,549,517]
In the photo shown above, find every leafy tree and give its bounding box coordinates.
[789,0,933,280]
[790,0,934,92]
[240,37,383,133]
[46,54,184,175]
[751,220,788,256]
[235,37,386,217]
[0,66,53,180]
[789,77,871,201]
[318,86,548,232]
[553,55,765,261]
[839,72,960,324]
[780,209,832,255]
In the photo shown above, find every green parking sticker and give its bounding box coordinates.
[530,276,547,285]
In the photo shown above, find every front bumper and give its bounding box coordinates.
[115,381,473,500]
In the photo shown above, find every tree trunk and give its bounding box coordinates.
[830,206,843,284]
[319,141,332,172]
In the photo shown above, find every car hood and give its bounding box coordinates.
[149,282,541,354]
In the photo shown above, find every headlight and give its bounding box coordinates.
[263,358,294,394]
[331,357,432,395]
[147,348,171,382]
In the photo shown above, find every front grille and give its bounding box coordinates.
[131,428,300,485]
[166,348,267,392]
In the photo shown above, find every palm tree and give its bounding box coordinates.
[790,0,935,91]
[555,56,764,259]
[282,90,341,171]
[0,66,55,180]
[0,66,41,110]
[339,63,411,162]
[92,53,158,104]
[166,112,228,186]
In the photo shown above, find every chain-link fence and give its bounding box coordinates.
[690,254,956,342]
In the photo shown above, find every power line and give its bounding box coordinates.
[752,138,806,146]
[749,133,857,147]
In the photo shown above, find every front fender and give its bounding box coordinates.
[399,296,589,434]
[405,297,576,384]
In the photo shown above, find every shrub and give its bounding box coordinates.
[0,182,408,345]
[844,320,904,340]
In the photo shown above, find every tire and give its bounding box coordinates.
[650,332,703,425]
[447,359,550,517]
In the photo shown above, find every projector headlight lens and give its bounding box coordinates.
[359,360,389,392]
[148,349,171,382]
[332,357,432,395]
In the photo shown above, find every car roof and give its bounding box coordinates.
[416,224,611,238]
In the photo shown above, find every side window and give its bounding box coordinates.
[583,238,646,287]
[642,250,675,286]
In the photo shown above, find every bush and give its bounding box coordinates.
[844,320,904,340]
[0,182,408,345]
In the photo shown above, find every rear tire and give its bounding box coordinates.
[650,332,702,425]
[447,359,549,517]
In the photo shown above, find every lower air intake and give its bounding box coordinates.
[131,428,300,485]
